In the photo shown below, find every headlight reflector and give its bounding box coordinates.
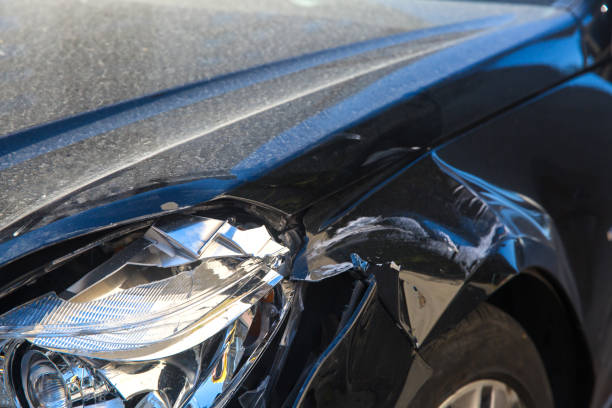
[21,351,68,408]
[18,348,117,408]
[21,350,69,408]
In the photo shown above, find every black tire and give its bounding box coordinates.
[409,302,554,408]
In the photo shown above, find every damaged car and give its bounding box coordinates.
[0,0,611,407]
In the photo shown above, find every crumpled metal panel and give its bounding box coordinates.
[294,151,567,346]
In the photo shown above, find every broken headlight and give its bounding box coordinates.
[0,215,294,408]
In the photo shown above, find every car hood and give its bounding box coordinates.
[1,0,439,136]
[0,0,584,265]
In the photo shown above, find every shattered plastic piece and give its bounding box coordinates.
[306,262,353,281]
[350,252,369,273]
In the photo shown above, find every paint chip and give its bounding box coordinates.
[161,201,179,211]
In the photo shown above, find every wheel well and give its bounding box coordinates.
[487,270,593,408]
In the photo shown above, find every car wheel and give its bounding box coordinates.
[408,302,554,408]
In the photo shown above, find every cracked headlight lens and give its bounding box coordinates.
[0,215,293,408]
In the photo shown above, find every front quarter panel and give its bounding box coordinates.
[294,151,570,347]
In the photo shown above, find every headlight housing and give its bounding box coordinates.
[0,215,295,408]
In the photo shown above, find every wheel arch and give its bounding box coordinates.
[487,268,594,408]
